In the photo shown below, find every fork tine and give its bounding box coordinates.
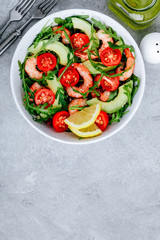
[15,0,24,11]
[20,0,35,16]
[42,0,59,15]
[38,0,51,10]
[17,0,28,12]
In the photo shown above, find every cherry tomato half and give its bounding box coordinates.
[52,111,69,132]
[58,66,79,87]
[37,53,57,72]
[101,73,119,92]
[95,111,109,131]
[100,47,122,66]
[71,33,90,51]
[35,88,55,106]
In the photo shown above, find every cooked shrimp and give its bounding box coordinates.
[66,63,93,98]
[68,99,87,115]
[91,89,110,102]
[74,51,98,60]
[116,48,135,81]
[30,82,42,92]
[99,90,110,102]
[95,30,113,54]
[25,57,43,79]
[52,26,71,44]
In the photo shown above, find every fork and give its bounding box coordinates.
[0,0,59,55]
[0,0,36,37]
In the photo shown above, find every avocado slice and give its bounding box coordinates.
[46,75,63,108]
[87,80,133,114]
[28,41,71,66]
[83,60,117,74]
[72,17,99,49]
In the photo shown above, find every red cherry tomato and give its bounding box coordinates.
[37,53,57,72]
[100,47,122,66]
[95,111,109,131]
[94,74,119,92]
[71,33,90,51]
[101,73,119,91]
[35,88,55,106]
[52,111,69,132]
[58,66,79,87]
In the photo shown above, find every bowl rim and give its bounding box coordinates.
[10,9,145,145]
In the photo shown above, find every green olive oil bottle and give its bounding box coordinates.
[108,0,160,30]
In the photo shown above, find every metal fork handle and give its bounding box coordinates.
[0,20,11,38]
[0,18,34,56]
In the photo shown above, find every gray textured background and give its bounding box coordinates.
[0,0,160,239]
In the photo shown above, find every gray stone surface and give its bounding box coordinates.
[0,0,160,239]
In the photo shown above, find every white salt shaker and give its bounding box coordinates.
[140,32,160,64]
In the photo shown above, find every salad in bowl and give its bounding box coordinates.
[15,10,144,143]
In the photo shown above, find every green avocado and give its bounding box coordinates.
[87,80,133,113]
[28,41,71,66]
[83,60,117,74]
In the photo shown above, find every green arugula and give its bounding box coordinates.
[89,24,100,58]
[123,84,132,106]
[91,18,122,41]
[109,106,129,124]
[69,105,86,111]
[108,42,135,53]
[55,87,68,110]
[33,22,54,47]
[54,15,89,25]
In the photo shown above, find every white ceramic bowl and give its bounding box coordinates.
[10,9,145,144]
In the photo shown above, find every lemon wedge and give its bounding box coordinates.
[69,123,102,138]
[64,104,101,129]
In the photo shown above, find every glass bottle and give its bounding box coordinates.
[108,0,160,30]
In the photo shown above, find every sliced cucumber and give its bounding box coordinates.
[71,17,99,48]
[46,75,63,108]
[28,41,71,66]
[87,80,133,113]
[83,60,117,74]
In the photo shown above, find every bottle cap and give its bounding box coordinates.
[140,32,160,64]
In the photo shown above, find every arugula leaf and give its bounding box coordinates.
[123,84,132,106]
[130,74,140,99]
[69,105,85,111]
[89,24,100,58]
[109,107,129,124]
[33,22,54,47]
[54,17,67,25]
[55,87,68,110]
[91,18,122,41]
[54,15,89,26]
[108,42,135,53]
